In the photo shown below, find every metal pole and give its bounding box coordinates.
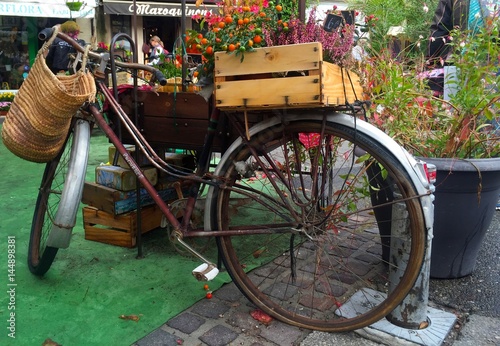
[132,0,138,64]
[131,0,144,258]
[298,0,306,22]
[181,0,186,91]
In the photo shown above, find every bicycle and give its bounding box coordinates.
[27,26,435,332]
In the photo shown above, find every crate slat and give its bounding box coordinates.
[214,42,323,77]
[84,228,137,248]
[215,75,321,109]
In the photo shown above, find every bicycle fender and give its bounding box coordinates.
[46,119,91,248]
[204,112,434,234]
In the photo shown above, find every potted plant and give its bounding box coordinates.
[359,15,500,278]
[0,102,11,115]
[0,92,15,115]
[66,0,84,11]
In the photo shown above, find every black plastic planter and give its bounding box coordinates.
[422,157,500,279]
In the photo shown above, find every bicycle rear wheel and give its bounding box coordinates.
[210,117,427,331]
[28,118,91,276]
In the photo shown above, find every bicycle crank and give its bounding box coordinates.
[162,198,212,257]
[171,234,219,281]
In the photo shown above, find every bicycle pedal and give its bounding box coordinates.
[192,263,219,281]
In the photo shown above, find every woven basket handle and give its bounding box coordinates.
[69,44,91,75]
[80,45,90,71]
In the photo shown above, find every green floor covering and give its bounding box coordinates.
[0,128,230,345]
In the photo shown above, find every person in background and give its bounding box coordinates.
[8,64,26,89]
[427,0,469,63]
[427,0,498,62]
[147,36,167,65]
[46,20,86,74]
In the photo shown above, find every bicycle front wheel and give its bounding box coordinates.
[28,118,91,276]
[211,117,427,331]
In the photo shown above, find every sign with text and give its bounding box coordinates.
[103,0,216,17]
[323,13,343,32]
[0,1,95,18]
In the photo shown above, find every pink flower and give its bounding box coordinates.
[264,7,355,65]
[0,101,12,111]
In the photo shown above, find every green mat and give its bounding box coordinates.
[0,128,229,345]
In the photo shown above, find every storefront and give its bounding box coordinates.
[0,0,96,90]
[102,0,217,63]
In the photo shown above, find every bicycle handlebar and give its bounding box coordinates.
[38,26,167,86]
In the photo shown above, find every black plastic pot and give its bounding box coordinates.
[422,157,500,279]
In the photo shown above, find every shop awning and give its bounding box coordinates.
[0,0,97,19]
[103,0,217,17]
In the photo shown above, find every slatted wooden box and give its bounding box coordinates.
[83,205,163,248]
[214,42,363,110]
[95,165,158,192]
[82,179,183,215]
[117,90,232,152]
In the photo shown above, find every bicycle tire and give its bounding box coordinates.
[28,118,91,276]
[209,117,427,331]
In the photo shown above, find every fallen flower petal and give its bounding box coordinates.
[119,314,140,322]
[250,309,273,325]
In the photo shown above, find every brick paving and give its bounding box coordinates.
[131,214,393,346]
[133,282,311,346]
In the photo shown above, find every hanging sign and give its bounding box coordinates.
[0,1,95,18]
[103,0,216,17]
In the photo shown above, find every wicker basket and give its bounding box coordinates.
[1,28,96,163]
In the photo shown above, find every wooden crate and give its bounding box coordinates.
[214,42,364,110]
[95,165,158,192]
[83,205,163,247]
[116,90,232,152]
[82,179,184,215]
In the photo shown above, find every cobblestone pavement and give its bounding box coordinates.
[132,210,500,346]
[134,282,311,346]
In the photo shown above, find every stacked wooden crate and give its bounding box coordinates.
[82,145,189,247]
[214,42,363,110]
